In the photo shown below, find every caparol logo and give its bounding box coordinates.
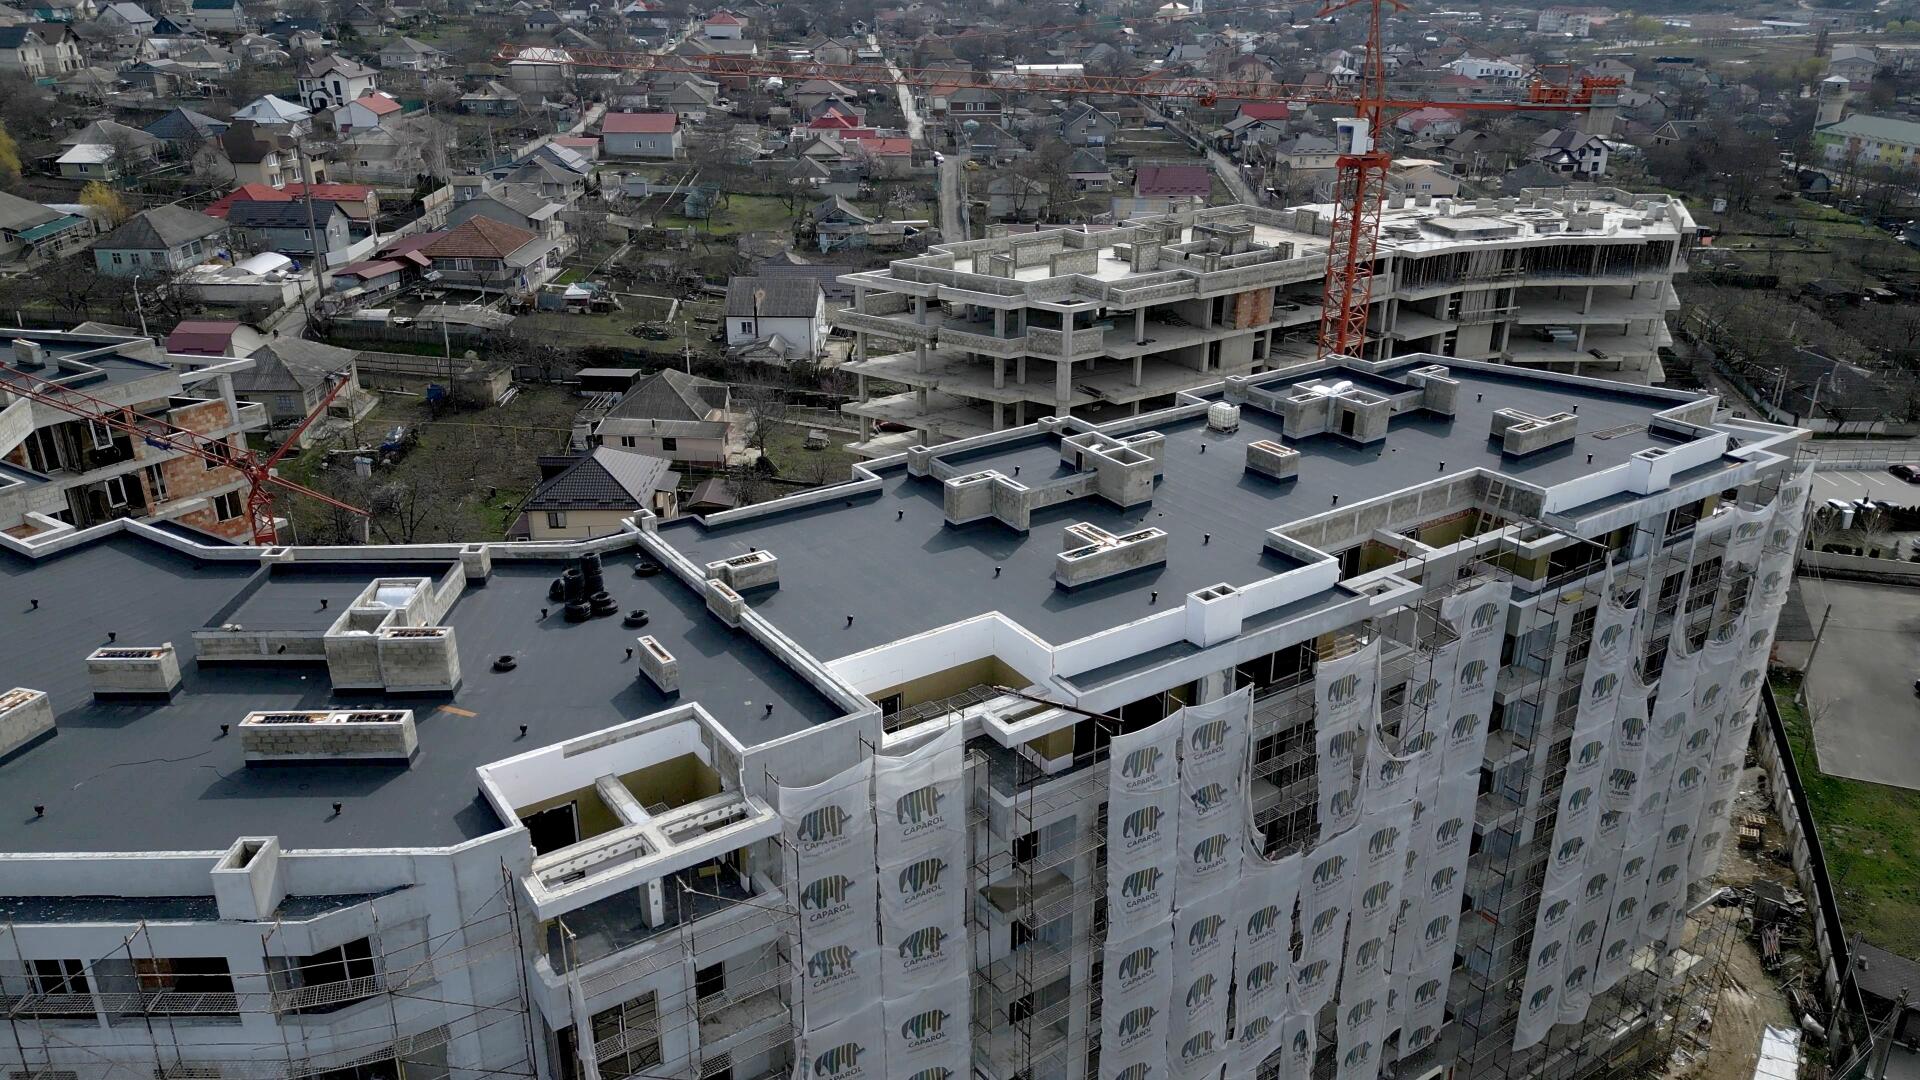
[1343,1042,1374,1071]
[1246,904,1283,939]
[1310,907,1342,937]
[1470,600,1500,629]
[1346,999,1376,1029]
[1599,623,1626,651]
[1352,937,1383,972]
[1325,672,1363,706]
[1607,768,1636,794]
[1566,786,1593,813]
[1376,757,1406,786]
[1458,660,1488,688]
[904,1070,953,1080]
[807,944,856,979]
[1429,865,1457,896]
[1361,881,1394,913]
[1295,958,1329,989]
[1184,974,1216,1010]
[1409,678,1440,708]
[1424,914,1452,945]
[1327,729,1361,762]
[1180,1032,1217,1064]
[1326,786,1356,820]
[1584,872,1611,901]
[1542,897,1571,928]
[1190,782,1228,813]
[1188,717,1230,754]
[1451,713,1481,743]
[897,857,947,898]
[1113,1065,1151,1080]
[1117,944,1158,982]
[1620,714,1646,746]
[899,1009,950,1046]
[1238,1017,1272,1045]
[897,926,946,964]
[1529,986,1555,1014]
[1623,855,1646,879]
[1120,867,1163,901]
[1115,1005,1157,1041]
[1121,805,1165,841]
[1187,913,1225,950]
[794,804,851,846]
[1574,918,1599,947]
[1245,961,1278,992]
[1191,833,1230,868]
[1536,941,1562,969]
[895,785,944,828]
[1563,964,1589,993]
[1435,815,1464,846]
[800,873,856,913]
[1576,738,1605,767]
[1556,836,1586,866]
[1616,895,1638,919]
[812,1041,868,1078]
[1414,978,1442,1006]
[1119,745,1165,783]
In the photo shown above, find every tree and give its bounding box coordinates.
[0,121,19,187]
[738,385,785,455]
[80,181,132,227]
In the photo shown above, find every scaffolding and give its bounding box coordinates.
[1,865,536,1080]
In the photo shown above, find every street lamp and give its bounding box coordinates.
[131,272,148,339]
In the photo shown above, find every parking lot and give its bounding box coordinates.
[1799,577,1920,791]
[1810,468,1920,507]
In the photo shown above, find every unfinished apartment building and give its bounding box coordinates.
[0,329,268,543]
[0,341,1805,1080]
[834,187,1690,455]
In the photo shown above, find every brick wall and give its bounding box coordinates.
[1232,287,1275,330]
[139,398,254,543]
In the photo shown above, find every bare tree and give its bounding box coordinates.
[737,385,785,454]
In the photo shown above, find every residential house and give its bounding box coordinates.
[1389,157,1459,197]
[232,32,287,64]
[0,23,80,79]
[55,144,117,179]
[497,149,589,203]
[1815,112,1920,168]
[1123,162,1212,215]
[230,93,311,129]
[328,114,447,184]
[1531,127,1609,176]
[96,2,155,34]
[663,75,721,118]
[163,319,267,356]
[143,106,228,153]
[989,175,1047,221]
[445,184,564,241]
[205,120,313,187]
[379,35,446,70]
[1446,56,1523,81]
[91,204,226,276]
[335,90,402,133]
[723,275,827,359]
[229,337,375,442]
[802,35,855,66]
[791,77,855,116]
[593,368,733,466]
[701,8,742,38]
[1438,128,1496,170]
[521,448,679,538]
[344,1,392,33]
[1065,148,1111,191]
[26,0,91,22]
[227,198,352,264]
[297,53,378,111]
[459,79,521,115]
[1060,102,1119,147]
[939,85,1002,119]
[1395,106,1462,137]
[1828,44,1878,87]
[1536,6,1591,36]
[188,0,245,32]
[418,216,561,293]
[0,189,92,264]
[600,111,680,158]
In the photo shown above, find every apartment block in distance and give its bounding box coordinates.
[0,348,1807,1080]
[0,328,269,543]
[833,188,1689,455]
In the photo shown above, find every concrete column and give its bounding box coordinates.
[916,343,927,374]
[993,401,1004,428]
[914,296,928,324]
[1132,354,1143,387]
[916,386,928,409]
[1575,324,1588,351]
[1130,400,1141,415]
[1017,356,1027,384]
[995,308,1006,336]
[1134,307,1146,344]
[855,331,866,362]
[1015,400,1026,425]
[994,357,1004,389]
[1582,284,1593,315]
[1054,359,1071,416]
[858,373,869,402]
[861,415,873,439]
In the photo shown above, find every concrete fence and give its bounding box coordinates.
[1796,548,1920,580]
[1755,684,1871,1051]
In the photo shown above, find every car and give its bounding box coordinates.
[1892,463,1920,483]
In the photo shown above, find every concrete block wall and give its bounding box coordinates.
[324,623,388,690]
[0,687,54,759]
[86,643,182,696]
[1492,409,1577,455]
[942,471,999,524]
[708,550,779,591]
[376,627,462,693]
[705,579,745,626]
[239,709,419,764]
[1245,439,1300,481]
[1054,527,1168,587]
[636,635,679,693]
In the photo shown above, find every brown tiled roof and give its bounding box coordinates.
[421,216,536,259]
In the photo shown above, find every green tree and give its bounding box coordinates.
[0,121,19,186]
[79,181,132,226]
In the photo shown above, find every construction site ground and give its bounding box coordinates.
[1659,765,1809,1080]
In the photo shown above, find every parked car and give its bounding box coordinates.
[1891,463,1920,483]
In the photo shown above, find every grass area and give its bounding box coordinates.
[656,193,800,237]
[553,267,589,285]
[1773,673,1920,958]
[1698,196,1920,286]
[277,386,581,542]
[759,417,858,485]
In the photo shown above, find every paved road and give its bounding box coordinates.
[887,61,924,143]
[937,154,966,242]
[1812,469,1920,507]
[1799,577,1920,790]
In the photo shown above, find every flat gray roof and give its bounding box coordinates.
[0,536,843,853]
[659,365,1716,660]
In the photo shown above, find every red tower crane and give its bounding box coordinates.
[503,0,1621,361]
[1,364,370,545]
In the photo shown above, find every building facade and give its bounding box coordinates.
[0,342,1810,1080]
[831,192,1688,456]
[0,328,268,542]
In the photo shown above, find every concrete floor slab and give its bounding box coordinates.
[1799,578,1920,790]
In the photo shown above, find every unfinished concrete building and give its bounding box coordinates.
[0,328,269,543]
[0,349,1805,1080]
[834,187,1691,456]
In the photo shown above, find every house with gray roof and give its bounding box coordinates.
[593,368,734,465]
[229,337,375,442]
[0,188,92,264]
[227,198,352,262]
[91,204,227,276]
[520,447,680,538]
[724,274,827,360]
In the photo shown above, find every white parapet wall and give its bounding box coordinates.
[85,643,183,697]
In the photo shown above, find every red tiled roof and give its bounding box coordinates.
[353,93,402,115]
[602,111,677,133]
[704,10,740,23]
[810,110,859,129]
[854,137,912,156]
[421,217,536,259]
[1134,163,1211,198]
[204,182,287,218]
[1238,103,1290,121]
[165,319,241,356]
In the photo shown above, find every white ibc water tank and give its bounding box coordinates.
[1207,402,1240,433]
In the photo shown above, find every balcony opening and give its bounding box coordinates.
[272,937,378,1014]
